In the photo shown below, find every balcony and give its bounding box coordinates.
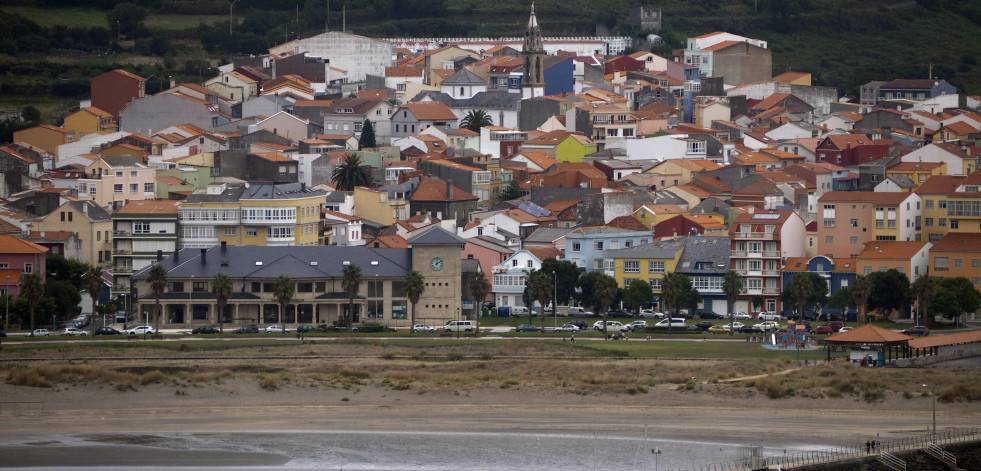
[763,251,780,257]
[730,250,747,257]
[114,266,133,274]
[763,287,780,295]
[762,270,780,276]
[113,230,132,237]
[112,249,132,255]
[734,232,775,240]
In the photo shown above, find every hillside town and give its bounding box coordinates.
[3,5,981,333]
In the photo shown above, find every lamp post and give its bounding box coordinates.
[923,383,936,442]
[456,306,460,339]
[551,271,557,328]
[651,448,662,471]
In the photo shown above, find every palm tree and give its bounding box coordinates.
[331,152,375,191]
[594,274,618,337]
[210,272,232,333]
[661,272,685,334]
[272,274,294,332]
[404,270,425,327]
[467,271,490,335]
[342,264,363,331]
[82,264,104,327]
[147,264,168,333]
[911,274,937,328]
[459,109,493,132]
[786,273,814,321]
[21,273,44,336]
[850,274,872,324]
[722,270,742,337]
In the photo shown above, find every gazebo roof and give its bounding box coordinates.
[822,324,912,345]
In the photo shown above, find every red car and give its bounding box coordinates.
[812,325,836,335]
[827,321,844,332]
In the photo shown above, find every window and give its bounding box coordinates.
[134,222,150,234]
[648,261,665,274]
[825,236,833,245]
[114,184,123,193]
[747,278,762,290]
[939,200,947,209]
[925,199,933,209]
[129,183,138,193]
[245,227,258,237]
[649,278,662,290]
[823,204,835,227]
[572,242,581,252]
[939,218,947,227]
[24,263,33,273]
[849,236,858,245]
[954,259,963,268]
[115,171,123,177]
[973,259,980,268]
[624,261,640,273]
[864,267,872,275]
[594,241,604,251]
[934,256,949,271]
[850,219,858,227]
[925,218,934,227]
[223,227,236,236]
[951,220,959,229]
[144,183,154,193]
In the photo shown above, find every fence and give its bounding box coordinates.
[669,427,981,471]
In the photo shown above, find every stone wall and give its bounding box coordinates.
[894,341,981,367]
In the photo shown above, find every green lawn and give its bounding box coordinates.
[0,7,106,29]
[147,15,226,31]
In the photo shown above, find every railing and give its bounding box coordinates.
[112,249,131,255]
[114,266,133,274]
[926,444,956,467]
[762,251,780,257]
[878,452,905,471]
[733,232,775,240]
[113,230,132,237]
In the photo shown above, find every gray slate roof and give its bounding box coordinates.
[676,236,731,275]
[69,200,111,221]
[407,225,466,246]
[442,69,487,85]
[412,91,520,110]
[523,227,572,244]
[132,246,411,280]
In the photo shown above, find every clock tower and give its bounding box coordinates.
[407,226,467,325]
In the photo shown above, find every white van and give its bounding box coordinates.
[654,318,687,328]
[568,306,593,316]
[444,320,475,332]
[509,306,530,317]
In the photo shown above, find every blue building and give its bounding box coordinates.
[563,227,653,273]
[675,236,731,315]
[782,255,857,317]
[509,56,575,96]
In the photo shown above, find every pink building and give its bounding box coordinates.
[0,234,49,297]
[729,209,806,314]
[464,236,516,288]
[78,155,156,210]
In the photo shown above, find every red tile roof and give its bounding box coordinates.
[410,177,478,202]
[0,234,49,254]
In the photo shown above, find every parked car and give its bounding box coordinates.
[127,326,155,335]
[444,320,475,332]
[758,312,782,321]
[265,325,289,333]
[191,326,220,334]
[509,306,531,317]
[902,325,929,336]
[94,327,122,335]
[698,310,725,319]
[61,327,88,336]
[693,321,714,331]
[639,309,665,318]
[653,318,687,328]
[742,325,764,334]
[722,322,745,332]
[811,325,836,335]
[827,321,845,332]
[32,329,53,337]
[819,312,844,321]
[515,323,542,332]
[838,326,853,333]
[708,325,731,334]
[296,325,318,333]
[566,320,588,331]
[607,309,632,318]
[625,320,648,331]
[755,321,781,331]
[232,325,259,334]
[592,320,625,331]
[567,307,593,316]
[411,324,436,333]
[555,323,580,332]
[730,312,751,320]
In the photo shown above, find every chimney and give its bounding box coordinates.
[447,178,454,200]
[173,249,179,262]
[169,76,175,88]
[82,202,88,215]
[157,250,163,261]
[200,248,207,264]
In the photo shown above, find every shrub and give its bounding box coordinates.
[338,367,369,379]
[259,374,279,391]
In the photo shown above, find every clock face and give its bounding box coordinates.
[430,257,444,271]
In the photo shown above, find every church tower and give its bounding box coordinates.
[522,3,545,99]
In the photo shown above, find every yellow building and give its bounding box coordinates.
[28,200,113,267]
[886,162,946,187]
[353,186,409,226]
[178,182,324,248]
[605,237,686,292]
[915,175,967,243]
[945,172,981,235]
[62,106,116,140]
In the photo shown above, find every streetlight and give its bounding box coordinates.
[456,306,461,339]
[923,383,936,441]
[551,271,557,328]
[651,448,662,471]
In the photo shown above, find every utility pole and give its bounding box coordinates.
[228,0,239,38]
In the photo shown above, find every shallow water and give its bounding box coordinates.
[0,430,834,470]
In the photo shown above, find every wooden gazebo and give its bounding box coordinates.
[821,324,913,365]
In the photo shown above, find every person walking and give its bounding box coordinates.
[866,441,871,454]
[570,331,575,342]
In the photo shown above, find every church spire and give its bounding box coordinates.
[522,2,545,98]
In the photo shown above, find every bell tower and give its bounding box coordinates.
[522,3,545,99]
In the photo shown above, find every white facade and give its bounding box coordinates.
[57,131,130,161]
[277,32,396,82]
[387,37,632,56]
[491,249,549,309]
[605,134,692,161]
[901,144,972,176]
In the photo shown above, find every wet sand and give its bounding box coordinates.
[0,445,289,468]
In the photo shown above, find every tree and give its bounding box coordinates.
[358,119,376,149]
[526,269,553,331]
[404,270,425,327]
[850,274,872,323]
[751,295,764,314]
[272,274,294,332]
[722,270,742,336]
[468,270,490,334]
[661,272,685,334]
[593,274,619,337]
[910,274,937,327]
[623,279,653,315]
[867,269,911,320]
[578,271,607,315]
[331,152,375,191]
[500,180,524,201]
[148,264,168,333]
[107,2,148,39]
[210,272,232,333]
[459,109,493,132]
[21,273,44,335]
[82,264,104,327]
[827,287,854,312]
[342,263,363,331]
[930,277,981,324]
[21,105,40,123]
[782,272,828,319]
[539,258,579,308]
[45,280,81,322]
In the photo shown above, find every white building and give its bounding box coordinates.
[271,32,396,82]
